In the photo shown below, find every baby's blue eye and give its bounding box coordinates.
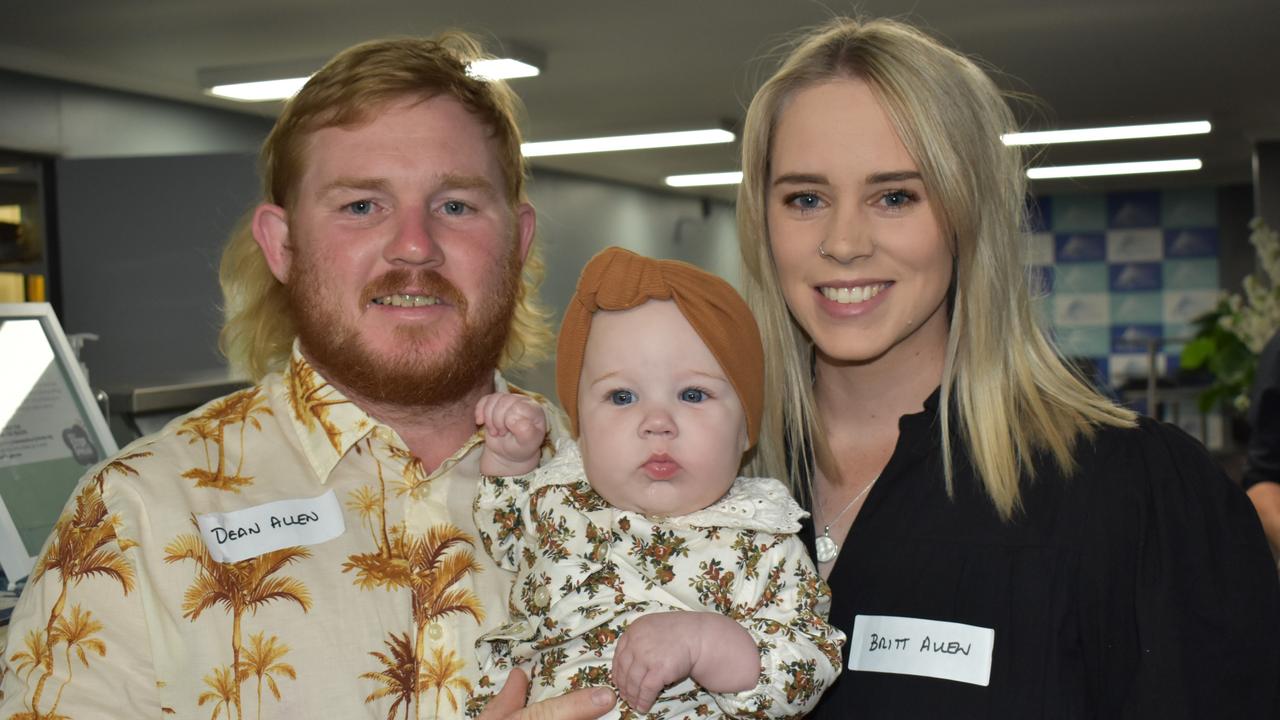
[679,388,707,403]
[609,389,635,406]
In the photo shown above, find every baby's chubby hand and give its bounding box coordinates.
[612,612,759,714]
[477,393,548,477]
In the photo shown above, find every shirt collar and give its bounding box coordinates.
[278,342,509,484]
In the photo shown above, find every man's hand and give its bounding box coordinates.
[477,393,548,477]
[612,611,760,713]
[477,668,615,720]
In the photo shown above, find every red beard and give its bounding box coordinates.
[287,248,521,408]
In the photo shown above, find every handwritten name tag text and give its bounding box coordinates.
[850,615,995,686]
[196,490,344,563]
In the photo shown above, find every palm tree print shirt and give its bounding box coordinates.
[0,346,565,720]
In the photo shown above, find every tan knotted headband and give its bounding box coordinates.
[555,247,763,447]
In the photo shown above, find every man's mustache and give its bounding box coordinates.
[360,269,467,310]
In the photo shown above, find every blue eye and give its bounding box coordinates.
[787,192,822,211]
[881,190,915,208]
[679,388,708,403]
[346,200,374,216]
[609,389,635,406]
[442,200,470,216]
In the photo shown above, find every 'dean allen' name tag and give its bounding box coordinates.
[848,615,995,687]
[196,489,345,563]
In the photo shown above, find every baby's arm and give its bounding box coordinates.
[612,611,759,713]
[714,535,845,718]
[477,392,548,477]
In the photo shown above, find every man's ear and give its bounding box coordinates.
[252,202,292,283]
[514,201,536,264]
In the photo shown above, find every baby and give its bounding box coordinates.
[471,248,842,719]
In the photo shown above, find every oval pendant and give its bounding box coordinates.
[816,534,839,563]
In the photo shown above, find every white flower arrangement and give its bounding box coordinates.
[1182,219,1280,411]
[1222,219,1280,354]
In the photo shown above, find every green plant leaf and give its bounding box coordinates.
[1180,336,1216,369]
[1198,384,1227,413]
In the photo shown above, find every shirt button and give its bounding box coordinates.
[427,623,444,640]
[533,585,552,609]
[591,544,608,563]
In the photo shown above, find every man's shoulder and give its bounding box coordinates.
[92,379,292,493]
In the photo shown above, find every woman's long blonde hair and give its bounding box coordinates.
[738,17,1135,520]
[219,32,552,381]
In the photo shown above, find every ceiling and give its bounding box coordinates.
[2,0,1278,203]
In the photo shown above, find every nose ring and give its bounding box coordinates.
[818,241,856,265]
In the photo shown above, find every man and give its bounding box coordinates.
[0,33,611,720]
[1246,330,1280,561]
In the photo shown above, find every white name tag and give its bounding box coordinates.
[848,614,995,687]
[196,489,345,563]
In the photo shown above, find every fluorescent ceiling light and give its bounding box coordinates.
[666,154,1202,187]
[523,129,734,157]
[209,77,311,102]
[199,57,326,102]
[1002,120,1210,146]
[202,49,542,102]
[1026,158,1202,180]
[665,171,743,187]
[468,58,540,80]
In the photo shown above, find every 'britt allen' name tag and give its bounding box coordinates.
[196,489,345,563]
[848,614,995,686]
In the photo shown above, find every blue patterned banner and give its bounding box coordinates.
[1030,188,1218,387]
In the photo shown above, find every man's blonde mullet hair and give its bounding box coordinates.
[738,17,1135,520]
[220,32,552,381]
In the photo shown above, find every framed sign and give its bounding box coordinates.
[0,303,117,587]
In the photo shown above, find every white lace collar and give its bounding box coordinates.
[534,438,807,534]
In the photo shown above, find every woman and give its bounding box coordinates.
[737,17,1280,718]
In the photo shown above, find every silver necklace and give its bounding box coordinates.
[815,475,879,564]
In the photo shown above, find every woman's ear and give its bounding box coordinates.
[252,202,292,283]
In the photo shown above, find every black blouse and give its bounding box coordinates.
[801,390,1280,719]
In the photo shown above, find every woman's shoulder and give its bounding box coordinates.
[1065,415,1248,513]
[1078,415,1217,475]
[1068,417,1279,666]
